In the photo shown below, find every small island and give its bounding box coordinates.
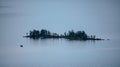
[24,29,104,40]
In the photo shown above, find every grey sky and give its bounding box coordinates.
[0,0,120,39]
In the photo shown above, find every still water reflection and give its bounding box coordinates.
[0,0,120,67]
[0,38,120,67]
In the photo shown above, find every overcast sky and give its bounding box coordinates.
[0,0,120,39]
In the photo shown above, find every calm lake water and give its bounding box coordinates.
[0,0,120,67]
[0,36,120,67]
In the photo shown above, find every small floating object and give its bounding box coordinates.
[20,45,23,47]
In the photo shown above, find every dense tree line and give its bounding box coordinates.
[25,29,102,40]
[27,29,59,39]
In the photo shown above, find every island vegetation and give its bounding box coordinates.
[24,29,104,40]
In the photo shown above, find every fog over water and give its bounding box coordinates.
[0,0,120,67]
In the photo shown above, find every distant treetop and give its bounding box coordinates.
[24,29,103,40]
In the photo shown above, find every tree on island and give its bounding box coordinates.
[29,29,40,39]
[64,30,88,40]
[24,29,103,40]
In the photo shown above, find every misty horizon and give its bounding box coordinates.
[0,0,120,67]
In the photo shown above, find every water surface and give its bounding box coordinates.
[0,0,120,67]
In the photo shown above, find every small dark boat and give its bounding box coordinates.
[20,45,23,47]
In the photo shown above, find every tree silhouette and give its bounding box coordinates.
[68,30,75,37]
[25,29,102,40]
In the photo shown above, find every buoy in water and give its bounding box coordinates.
[20,45,23,47]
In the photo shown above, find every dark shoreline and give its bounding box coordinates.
[24,36,104,40]
[24,29,104,40]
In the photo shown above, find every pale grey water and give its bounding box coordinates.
[0,0,120,67]
[0,37,120,67]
